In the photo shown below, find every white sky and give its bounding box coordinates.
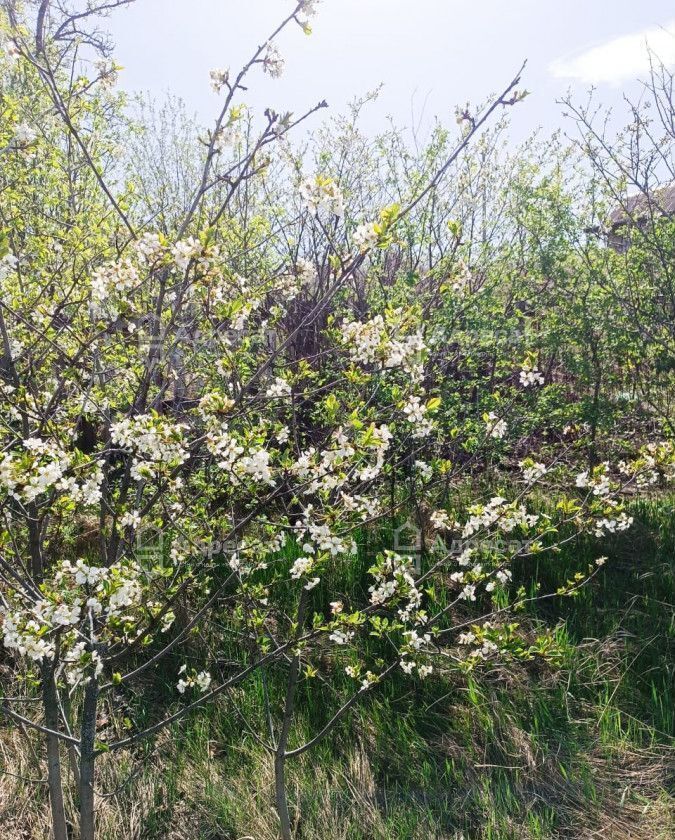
[108,0,675,142]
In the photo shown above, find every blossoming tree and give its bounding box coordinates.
[1,3,674,840]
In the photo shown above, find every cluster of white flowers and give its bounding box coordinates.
[120,509,142,529]
[593,512,633,538]
[575,466,611,497]
[485,568,513,592]
[403,395,434,438]
[209,67,229,93]
[484,411,507,439]
[111,415,189,479]
[299,175,344,217]
[0,252,18,286]
[298,0,321,18]
[231,298,260,331]
[414,459,433,481]
[475,639,499,659]
[290,556,313,579]
[400,658,433,678]
[339,491,380,521]
[206,426,243,469]
[287,508,355,561]
[58,559,143,614]
[63,644,104,686]
[430,510,453,530]
[172,237,203,271]
[58,463,104,507]
[94,58,119,89]
[462,496,538,539]
[91,258,139,316]
[295,257,317,288]
[635,462,660,490]
[450,259,472,294]
[358,670,380,691]
[266,376,292,398]
[0,437,64,502]
[0,437,100,505]
[1,613,56,661]
[294,445,338,486]
[357,423,392,482]
[13,122,36,145]
[177,665,212,694]
[618,443,675,487]
[456,626,502,659]
[262,43,284,78]
[519,359,544,387]
[288,554,320,590]
[198,391,235,418]
[519,460,547,484]
[1,558,145,683]
[293,425,379,494]
[135,232,165,263]
[459,583,476,601]
[402,628,431,652]
[368,551,421,614]
[213,122,242,151]
[341,315,384,364]
[386,331,426,380]
[206,426,274,486]
[353,221,379,252]
[238,449,274,485]
[341,315,426,380]
[329,628,354,645]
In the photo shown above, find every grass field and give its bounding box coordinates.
[1,499,673,839]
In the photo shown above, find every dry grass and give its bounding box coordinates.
[1,716,673,840]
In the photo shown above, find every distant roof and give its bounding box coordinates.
[608,182,675,229]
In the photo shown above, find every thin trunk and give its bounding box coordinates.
[274,751,292,840]
[588,340,602,470]
[28,505,43,581]
[42,662,68,840]
[79,679,99,840]
[274,590,308,840]
[61,693,81,788]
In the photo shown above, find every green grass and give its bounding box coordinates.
[1,499,673,839]
[109,497,673,839]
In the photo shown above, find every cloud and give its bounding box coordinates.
[550,20,675,85]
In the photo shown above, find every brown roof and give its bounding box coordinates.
[608,182,675,229]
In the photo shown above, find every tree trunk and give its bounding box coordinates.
[42,662,68,840]
[79,678,99,840]
[273,590,308,840]
[274,751,292,840]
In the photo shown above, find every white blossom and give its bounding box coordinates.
[172,237,202,271]
[329,629,354,645]
[485,412,507,440]
[300,175,344,217]
[353,221,378,252]
[262,43,284,78]
[519,368,544,387]
[14,123,36,145]
[266,377,292,398]
[209,67,229,93]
